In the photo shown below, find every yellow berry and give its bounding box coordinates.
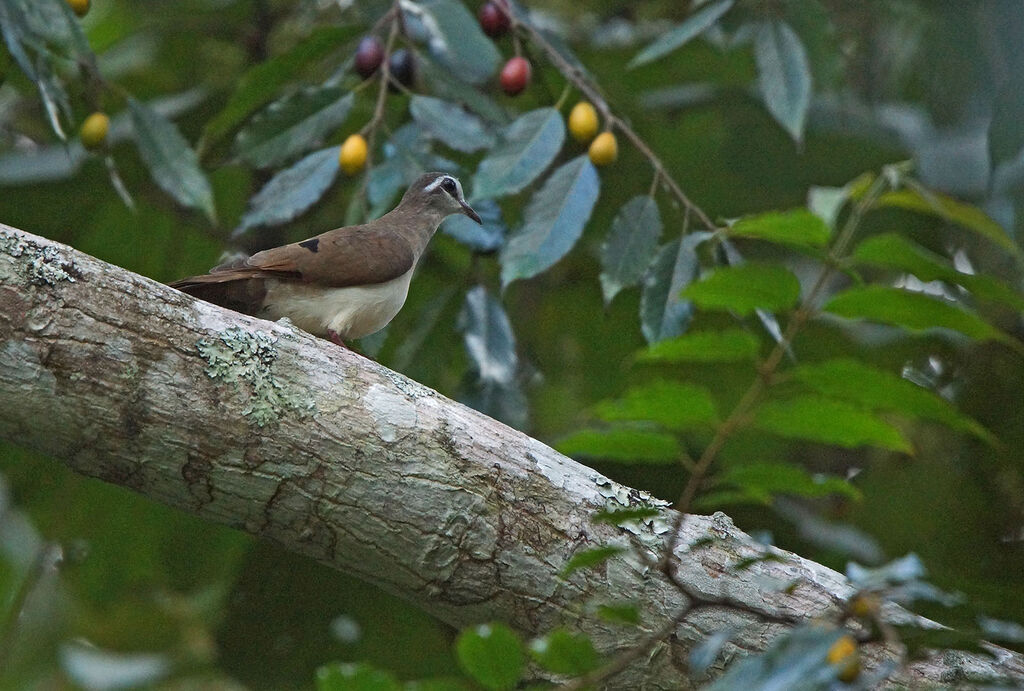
[339,134,368,175]
[79,112,109,150]
[568,102,599,143]
[588,131,618,167]
[67,0,90,17]
[827,635,860,683]
[849,593,879,618]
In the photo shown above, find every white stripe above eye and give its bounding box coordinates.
[423,175,450,193]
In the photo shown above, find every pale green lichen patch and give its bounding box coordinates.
[196,326,315,427]
[0,232,77,285]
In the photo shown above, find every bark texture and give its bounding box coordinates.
[1,223,1022,689]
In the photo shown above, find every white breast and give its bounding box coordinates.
[259,271,414,340]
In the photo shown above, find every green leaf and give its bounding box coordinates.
[316,663,401,691]
[791,358,993,443]
[500,156,599,287]
[202,26,357,148]
[709,462,861,506]
[234,88,353,169]
[876,188,1022,260]
[404,680,473,691]
[753,396,912,452]
[682,263,801,316]
[628,0,735,68]
[595,380,717,431]
[754,20,812,143]
[529,629,601,675]
[596,604,641,626]
[592,507,663,525]
[640,233,711,344]
[556,429,681,463]
[560,546,624,577]
[729,209,830,248]
[455,623,524,691]
[128,98,216,222]
[638,328,760,363]
[411,95,495,153]
[824,286,1004,342]
[471,108,565,201]
[409,0,501,85]
[600,196,663,305]
[235,147,339,234]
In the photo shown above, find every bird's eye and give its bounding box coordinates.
[441,178,457,195]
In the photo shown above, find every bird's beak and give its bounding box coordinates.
[460,200,482,225]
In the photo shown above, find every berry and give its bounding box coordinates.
[568,102,599,143]
[66,0,90,17]
[588,131,618,166]
[826,635,860,683]
[355,36,384,80]
[388,49,415,90]
[499,56,531,96]
[79,112,109,150]
[339,134,368,175]
[478,2,510,38]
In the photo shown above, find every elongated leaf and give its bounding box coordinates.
[410,0,501,85]
[638,328,760,363]
[808,186,849,229]
[129,98,216,222]
[560,547,624,578]
[471,108,565,201]
[455,624,523,691]
[705,626,846,691]
[824,286,1003,342]
[556,429,681,463]
[640,233,711,344]
[709,462,861,506]
[202,26,357,148]
[600,196,663,304]
[529,629,600,675]
[596,604,641,625]
[592,507,663,525]
[852,233,1024,311]
[595,380,717,431]
[628,0,735,68]
[234,88,353,168]
[791,358,992,442]
[754,20,812,143]
[753,396,912,452]
[443,198,505,252]
[411,95,495,153]
[500,156,599,287]
[235,147,338,233]
[876,188,1022,260]
[418,52,509,126]
[682,263,800,316]
[729,209,830,248]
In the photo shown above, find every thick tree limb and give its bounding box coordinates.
[1,223,1022,689]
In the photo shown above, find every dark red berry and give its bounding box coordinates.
[500,56,531,96]
[388,49,415,90]
[355,36,384,79]
[478,2,510,38]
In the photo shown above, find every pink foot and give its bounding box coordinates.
[328,330,348,348]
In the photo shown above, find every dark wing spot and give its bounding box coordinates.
[299,238,320,253]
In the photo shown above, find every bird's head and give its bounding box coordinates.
[406,172,482,224]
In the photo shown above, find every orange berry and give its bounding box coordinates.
[67,0,90,17]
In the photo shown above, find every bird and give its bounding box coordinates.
[171,172,481,347]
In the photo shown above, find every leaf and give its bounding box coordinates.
[824,286,1005,342]
[556,429,681,463]
[202,26,358,148]
[707,462,861,507]
[754,20,812,143]
[807,186,849,229]
[595,380,718,431]
[876,188,1022,260]
[128,98,216,222]
[989,76,1024,173]
[316,663,401,691]
[234,88,353,168]
[592,507,663,525]
[455,623,524,691]
[600,196,663,305]
[640,233,711,344]
[500,156,599,287]
[629,0,734,68]
[689,629,735,676]
[682,263,801,316]
[235,147,339,234]
[728,209,830,248]
[596,604,641,626]
[753,395,912,452]
[367,124,455,210]
[529,629,600,675]
[471,108,565,201]
[442,199,506,252]
[792,358,993,443]
[638,328,760,363]
[411,95,495,153]
[704,626,847,691]
[560,546,624,578]
[407,0,501,85]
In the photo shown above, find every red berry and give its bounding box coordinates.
[355,36,384,79]
[500,56,531,96]
[388,49,415,90]
[478,2,510,38]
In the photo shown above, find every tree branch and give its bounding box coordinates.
[1,223,1022,688]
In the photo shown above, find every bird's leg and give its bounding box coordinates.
[327,330,349,349]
